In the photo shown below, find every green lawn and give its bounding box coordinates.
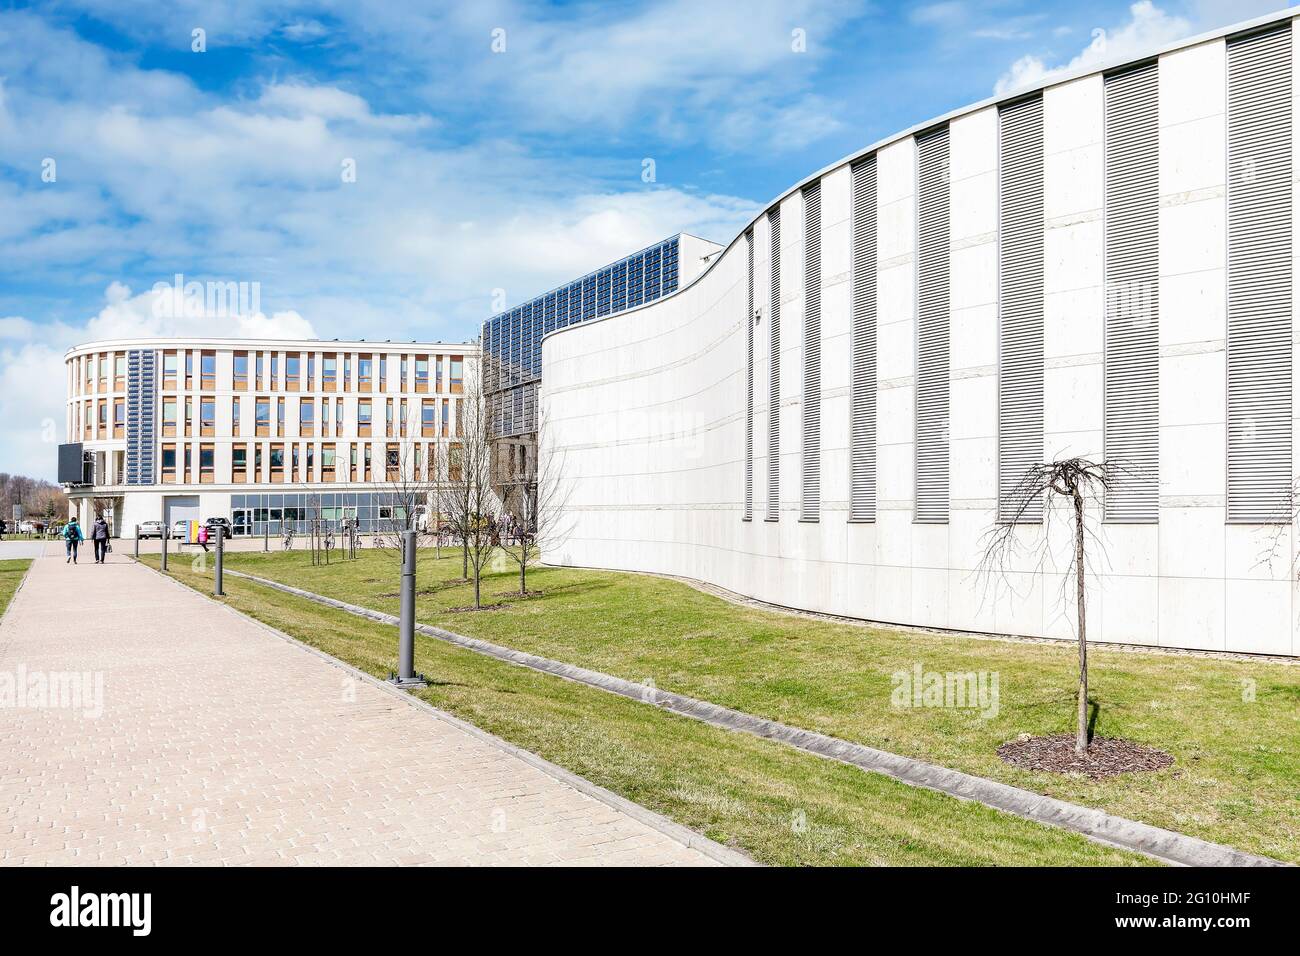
[0,559,32,618]
[143,552,1148,866]
[191,550,1300,862]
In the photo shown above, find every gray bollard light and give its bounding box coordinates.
[161,523,168,571]
[214,524,225,596]
[388,530,427,689]
[134,525,140,559]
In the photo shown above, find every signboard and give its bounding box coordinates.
[57,443,89,485]
[179,520,201,544]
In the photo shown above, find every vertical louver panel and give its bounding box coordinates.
[998,95,1046,523]
[767,207,782,520]
[1104,61,1160,522]
[849,157,878,522]
[744,230,754,521]
[1228,26,1293,523]
[801,182,822,522]
[916,127,951,524]
[125,349,156,485]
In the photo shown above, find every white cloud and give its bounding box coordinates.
[995,2,1191,96]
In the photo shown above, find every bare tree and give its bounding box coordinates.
[368,440,446,560]
[498,412,574,596]
[438,357,499,609]
[977,458,1125,755]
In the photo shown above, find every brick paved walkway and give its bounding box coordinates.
[0,549,724,866]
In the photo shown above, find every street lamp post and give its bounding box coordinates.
[388,530,427,689]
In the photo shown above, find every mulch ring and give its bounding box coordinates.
[445,603,511,613]
[997,733,1174,779]
[494,589,544,599]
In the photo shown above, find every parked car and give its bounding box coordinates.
[138,520,166,539]
[170,519,192,541]
[204,517,232,539]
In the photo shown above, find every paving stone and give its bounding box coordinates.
[0,552,720,867]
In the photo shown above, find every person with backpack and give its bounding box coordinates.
[91,514,111,563]
[64,516,84,564]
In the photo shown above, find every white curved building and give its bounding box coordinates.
[542,10,1300,657]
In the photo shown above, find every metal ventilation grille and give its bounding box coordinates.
[744,230,754,522]
[1228,25,1293,524]
[1104,61,1160,523]
[998,94,1045,523]
[801,181,822,522]
[767,207,782,521]
[916,127,951,524]
[849,156,878,523]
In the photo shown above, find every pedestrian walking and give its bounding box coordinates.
[197,524,210,552]
[91,514,110,563]
[64,516,84,564]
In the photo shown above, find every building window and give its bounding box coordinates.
[163,351,178,390]
[270,444,285,482]
[255,397,270,435]
[270,353,279,389]
[292,444,301,482]
[343,355,351,391]
[300,400,315,436]
[378,355,387,391]
[184,397,193,436]
[401,357,409,389]
[97,401,107,436]
[113,399,125,438]
[113,353,126,391]
[306,353,315,390]
[162,398,177,437]
[441,400,450,437]
[450,356,463,393]
[400,399,408,436]
[363,444,372,482]
[185,352,193,389]
[449,442,462,482]
[232,397,241,432]
[234,351,248,390]
[200,398,216,436]
[98,354,108,390]
[184,445,192,483]
[358,354,373,392]
[386,443,400,481]
[232,444,248,483]
[255,444,263,479]
[323,354,336,391]
[415,355,429,392]
[161,445,177,483]
[435,355,443,391]
[358,399,372,436]
[285,353,301,391]
[335,398,344,436]
[200,444,215,483]
[422,399,436,437]
[200,350,216,390]
[276,397,285,434]
[322,445,336,481]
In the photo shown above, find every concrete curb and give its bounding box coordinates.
[137,558,754,868]
[0,555,36,629]
[227,567,1292,869]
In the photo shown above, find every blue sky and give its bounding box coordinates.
[0,0,1286,475]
